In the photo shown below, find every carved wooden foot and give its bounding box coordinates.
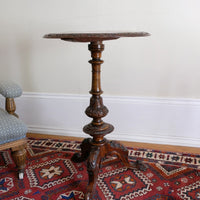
[71,138,92,163]
[85,146,102,200]
[106,140,146,171]
[11,145,26,179]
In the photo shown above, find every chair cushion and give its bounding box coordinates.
[0,81,22,98]
[0,108,27,145]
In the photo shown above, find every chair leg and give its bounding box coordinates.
[11,145,26,179]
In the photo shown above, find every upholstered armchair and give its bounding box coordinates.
[0,81,27,179]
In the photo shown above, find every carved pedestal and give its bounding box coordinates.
[71,41,144,199]
[44,32,150,200]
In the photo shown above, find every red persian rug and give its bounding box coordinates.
[0,138,200,200]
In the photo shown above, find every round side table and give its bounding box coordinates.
[44,32,150,200]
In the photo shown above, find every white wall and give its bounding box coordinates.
[0,0,200,98]
[1,1,200,147]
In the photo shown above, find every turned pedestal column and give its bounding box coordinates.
[44,32,150,200]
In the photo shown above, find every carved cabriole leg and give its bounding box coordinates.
[107,140,130,167]
[105,140,146,170]
[11,145,26,179]
[85,145,102,200]
[71,138,92,162]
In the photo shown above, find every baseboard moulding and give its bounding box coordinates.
[10,92,200,148]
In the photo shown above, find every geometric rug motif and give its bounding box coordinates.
[0,177,14,194]
[177,180,200,199]
[0,137,199,200]
[26,158,77,190]
[57,190,85,199]
[28,138,80,151]
[129,149,200,170]
[98,167,153,200]
[0,173,22,199]
[27,147,52,157]
[149,163,192,180]
[0,151,13,169]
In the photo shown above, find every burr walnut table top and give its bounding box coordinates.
[44,32,150,42]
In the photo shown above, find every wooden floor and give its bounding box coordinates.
[27,133,200,154]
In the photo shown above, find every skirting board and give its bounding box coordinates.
[4,92,200,148]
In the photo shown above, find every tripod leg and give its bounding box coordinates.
[107,141,146,170]
[85,146,101,200]
[71,138,92,163]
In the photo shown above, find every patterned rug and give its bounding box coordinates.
[0,138,200,200]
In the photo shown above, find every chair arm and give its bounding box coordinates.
[0,81,22,98]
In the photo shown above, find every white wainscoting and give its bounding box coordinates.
[7,92,200,147]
